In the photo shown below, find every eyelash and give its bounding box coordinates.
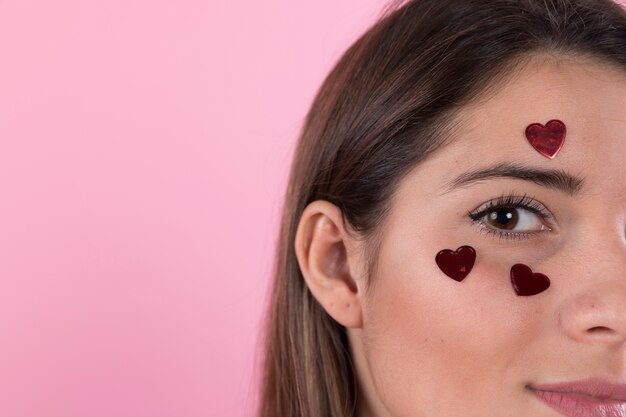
[466,193,555,242]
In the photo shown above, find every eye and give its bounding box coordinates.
[467,193,554,241]
[482,206,544,231]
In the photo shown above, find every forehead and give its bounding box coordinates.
[406,55,626,197]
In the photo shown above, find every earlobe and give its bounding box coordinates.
[294,200,363,328]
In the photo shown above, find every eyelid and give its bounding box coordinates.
[467,193,554,222]
[471,222,546,242]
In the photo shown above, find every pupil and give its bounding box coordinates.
[488,209,517,229]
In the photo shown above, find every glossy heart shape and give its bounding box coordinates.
[510,263,550,296]
[525,119,566,159]
[435,245,476,282]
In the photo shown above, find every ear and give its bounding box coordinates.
[294,200,363,328]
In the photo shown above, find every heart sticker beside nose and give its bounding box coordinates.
[435,245,476,282]
[525,119,566,159]
[510,263,551,296]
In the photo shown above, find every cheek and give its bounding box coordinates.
[360,245,543,415]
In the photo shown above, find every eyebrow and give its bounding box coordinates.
[442,162,585,196]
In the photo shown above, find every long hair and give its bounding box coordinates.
[258,1,626,416]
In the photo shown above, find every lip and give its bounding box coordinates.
[528,378,626,417]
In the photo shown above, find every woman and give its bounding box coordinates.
[258,0,626,416]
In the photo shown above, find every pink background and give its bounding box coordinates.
[3,1,624,416]
[0,1,387,416]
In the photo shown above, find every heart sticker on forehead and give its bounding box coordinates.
[435,245,476,282]
[524,119,566,159]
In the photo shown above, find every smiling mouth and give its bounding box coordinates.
[527,379,626,417]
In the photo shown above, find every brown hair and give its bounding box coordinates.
[258,0,626,415]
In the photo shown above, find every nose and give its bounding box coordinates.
[558,286,626,347]
[557,235,626,348]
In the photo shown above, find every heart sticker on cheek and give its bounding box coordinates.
[435,245,476,282]
[525,119,566,159]
[510,263,551,296]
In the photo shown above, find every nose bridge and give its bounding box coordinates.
[574,200,626,276]
[557,219,626,347]
[587,226,626,283]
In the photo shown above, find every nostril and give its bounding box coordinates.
[586,326,613,334]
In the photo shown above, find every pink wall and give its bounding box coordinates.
[0,1,387,416]
[4,1,624,416]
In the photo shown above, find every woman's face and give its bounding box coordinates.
[349,56,626,417]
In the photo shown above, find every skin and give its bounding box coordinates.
[294,54,626,417]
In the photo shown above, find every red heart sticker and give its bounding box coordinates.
[510,263,550,296]
[525,119,566,159]
[435,245,476,282]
